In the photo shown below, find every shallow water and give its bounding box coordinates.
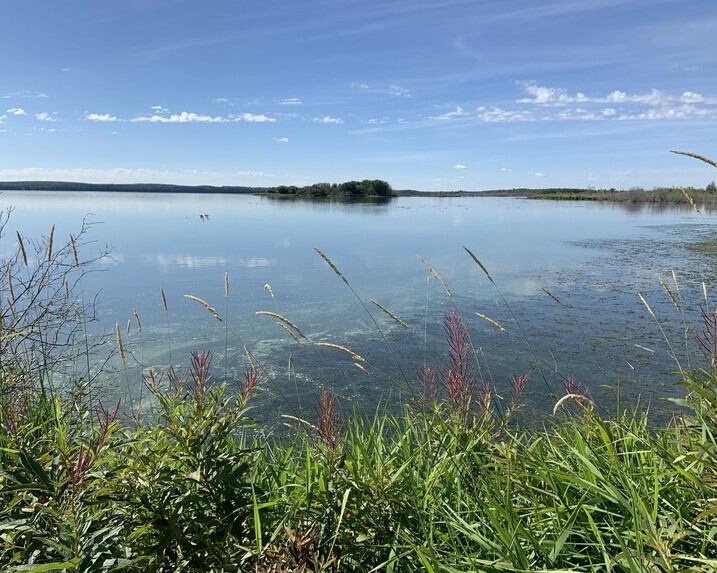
[2,191,715,422]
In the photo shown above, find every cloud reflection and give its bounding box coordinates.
[149,254,273,269]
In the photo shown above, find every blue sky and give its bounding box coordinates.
[1,0,715,191]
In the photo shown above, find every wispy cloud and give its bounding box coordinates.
[279,97,302,105]
[453,164,467,170]
[430,84,717,124]
[7,107,27,116]
[353,82,411,98]
[313,116,343,124]
[86,112,118,122]
[388,84,411,97]
[35,112,57,122]
[431,107,468,120]
[129,109,276,123]
[0,166,274,185]
[274,136,289,143]
[1,91,48,99]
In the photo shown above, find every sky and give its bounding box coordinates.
[1,0,716,191]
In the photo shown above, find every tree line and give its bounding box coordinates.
[265,179,394,198]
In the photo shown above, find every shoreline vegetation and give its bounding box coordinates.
[1,178,716,206]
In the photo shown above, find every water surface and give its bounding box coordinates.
[2,191,714,421]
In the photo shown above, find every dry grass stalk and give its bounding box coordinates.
[638,292,657,320]
[224,272,229,298]
[417,256,452,298]
[133,308,142,332]
[369,299,409,328]
[671,150,717,170]
[279,323,304,345]
[256,310,307,339]
[659,277,680,310]
[313,248,348,284]
[315,341,365,362]
[126,319,131,334]
[680,187,700,214]
[7,267,14,301]
[184,294,223,322]
[46,224,55,262]
[703,282,708,304]
[463,246,494,283]
[115,322,126,363]
[69,234,79,266]
[553,393,590,415]
[160,287,168,312]
[16,231,27,266]
[476,312,507,332]
[542,288,561,304]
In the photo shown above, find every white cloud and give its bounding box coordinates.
[35,112,56,121]
[681,91,704,103]
[86,112,118,122]
[518,82,571,105]
[7,107,27,116]
[0,115,6,123]
[477,106,534,122]
[313,116,343,124]
[274,137,289,143]
[500,167,511,172]
[234,113,275,123]
[453,164,467,170]
[0,166,273,185]
[132,111,225,123]
[151,105,170,113]
[388,84,411,97]
[535,172,546,177]
[432,106,468,120]
[1,91,48,99]
[279,97,302,105]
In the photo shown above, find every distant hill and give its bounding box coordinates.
[0,181,265,194]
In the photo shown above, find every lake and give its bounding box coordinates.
[2,191,715,423]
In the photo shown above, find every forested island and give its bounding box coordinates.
[264,179,394,198]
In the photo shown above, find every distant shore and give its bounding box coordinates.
[1,181,716,206]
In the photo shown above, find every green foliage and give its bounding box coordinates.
[265,179,394,199]
[0,379,129,572]
[113,351,261,571]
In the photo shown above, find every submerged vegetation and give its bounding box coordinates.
[2,152,717,571]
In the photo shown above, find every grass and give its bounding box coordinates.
[2,153,717,571]
[3,345,717,571]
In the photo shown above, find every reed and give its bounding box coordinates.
[183,293,223,322]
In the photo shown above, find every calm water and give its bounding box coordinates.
[2,191,715,421]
